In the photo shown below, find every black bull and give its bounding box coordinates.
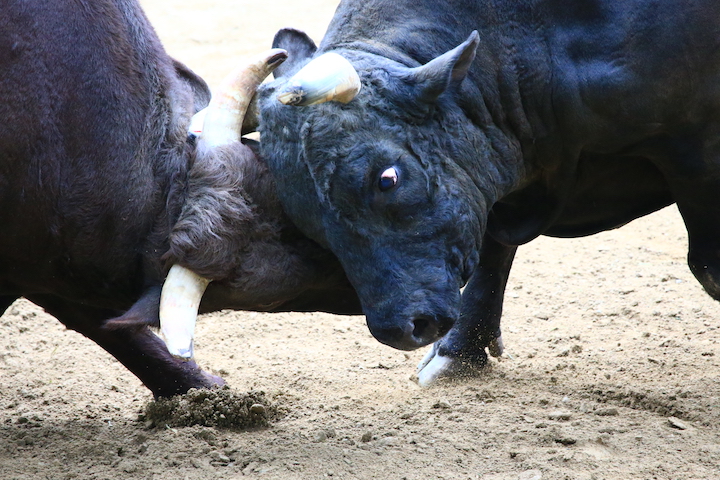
[0,0,360,397]
[258,0,720,384]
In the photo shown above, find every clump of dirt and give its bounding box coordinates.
[582,385,688,419]
[142,387,276,429]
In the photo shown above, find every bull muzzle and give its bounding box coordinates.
[160,49,287,360]
[276,52,361,106]
[368,313,454,351]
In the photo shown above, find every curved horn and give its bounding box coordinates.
[159,264,211,360]
[166,52,286,359]
[276,52,361,106]
[200,48,288,147]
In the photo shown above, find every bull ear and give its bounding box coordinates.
[172,59,211,113]
[272,28,317,79]
[405,31,479,103]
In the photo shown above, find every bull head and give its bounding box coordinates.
[159,49,287,360]
[258,31,484,353]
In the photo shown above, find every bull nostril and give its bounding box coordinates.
[412,317,428,338]
[411,316,437,342]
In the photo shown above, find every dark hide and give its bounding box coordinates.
[258,0,720,369]
[0,0,359,398]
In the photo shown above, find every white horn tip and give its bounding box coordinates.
[200,49,288,147]
[159,265,211,360]
[163,339,195,361]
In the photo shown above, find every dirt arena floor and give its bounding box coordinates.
[2,1,720,479]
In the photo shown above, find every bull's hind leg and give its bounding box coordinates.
[25,294,222,398]
[417,234,516,385]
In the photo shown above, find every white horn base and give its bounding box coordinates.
[277,52,361,106]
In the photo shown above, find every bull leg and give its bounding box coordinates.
[417,234,517,385]
[25,294,223,398]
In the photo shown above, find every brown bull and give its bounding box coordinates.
[0,0,359,398]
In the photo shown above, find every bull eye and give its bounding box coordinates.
[378,166,399,192]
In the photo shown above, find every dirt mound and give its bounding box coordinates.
[143,388,276,429]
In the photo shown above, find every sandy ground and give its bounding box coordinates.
[2,1,720,479]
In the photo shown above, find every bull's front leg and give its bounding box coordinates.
[417,234,517,385]
[27,294,223,398]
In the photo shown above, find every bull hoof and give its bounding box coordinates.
[183,358,226,390]
[488,335,505,357]
[152,359,226,398]
[200,369,226,389]
[415,335,504,386]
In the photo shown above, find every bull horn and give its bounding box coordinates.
[159,264,211,360]
[276,52,361,106]
[200,48,288,147]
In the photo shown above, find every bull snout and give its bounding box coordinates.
[368,313,454,351]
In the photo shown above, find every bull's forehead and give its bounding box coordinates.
[263,70,425,163]
[258,58,481,238]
